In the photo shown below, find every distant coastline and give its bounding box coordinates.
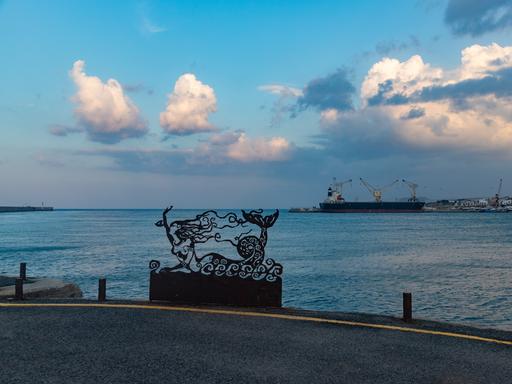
[0,206,53,213]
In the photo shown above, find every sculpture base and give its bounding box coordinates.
[150,270,282,307]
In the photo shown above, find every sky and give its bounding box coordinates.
[1,0,512,208]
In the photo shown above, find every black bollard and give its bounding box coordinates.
[98,278,106,302]
[403,292,412,322]
[20,262,27,281]
[15,278,23,300]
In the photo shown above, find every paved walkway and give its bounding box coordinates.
[1,302,511,383]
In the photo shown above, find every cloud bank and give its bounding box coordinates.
[261,42,512,158]
[160,73,217,135]
[69,60,148,144]
[60,43,512,194]
[79,130,292,177]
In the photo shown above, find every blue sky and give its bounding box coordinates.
[1,0,512,208]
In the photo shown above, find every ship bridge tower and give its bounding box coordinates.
[326,178,352,202]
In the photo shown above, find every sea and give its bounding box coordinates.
[1,209,511,331]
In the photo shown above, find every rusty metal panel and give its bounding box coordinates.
[150,268,281,307]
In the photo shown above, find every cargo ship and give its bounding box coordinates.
[291,178,425,213]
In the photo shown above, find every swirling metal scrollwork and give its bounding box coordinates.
[149,259,161,272]
[152,206,282,281]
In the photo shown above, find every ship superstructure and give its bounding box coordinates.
[325,178,352,203]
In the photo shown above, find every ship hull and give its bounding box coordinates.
[0,206,53,213]
[318,201,424,213]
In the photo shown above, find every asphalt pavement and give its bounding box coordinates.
[1,303,511,384]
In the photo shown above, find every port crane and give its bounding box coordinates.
[493,178,503,207]
[359,178,398,203]
[402,179,419,202]
[332,178,352,200]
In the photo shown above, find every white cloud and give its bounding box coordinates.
[361,55,443,105]
[160,73,217,135]
[258,84,303,97]
[320,108,342,125]
[137,1,167,36]
[460,43,512,79]
[69,60,148,144]
[187,131,292,163]
[141,16,167,34]
[208,131,242,146]
[226,132,291,162]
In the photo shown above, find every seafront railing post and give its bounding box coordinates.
[19,262,26,281]
[15,278,23,300]
[98,278,106,302]
[403,292,412,322]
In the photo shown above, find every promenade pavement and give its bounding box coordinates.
[0,302,511,384]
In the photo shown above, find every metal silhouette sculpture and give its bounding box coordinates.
[149,206,283,306]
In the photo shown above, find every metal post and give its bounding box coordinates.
[20,262,27,281]
[98,278,106,302]
[403,292,412,322]
[15,278,23,300]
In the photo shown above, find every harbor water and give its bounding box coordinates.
[1,209,511,330]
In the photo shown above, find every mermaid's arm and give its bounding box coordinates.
[162,206,174,244]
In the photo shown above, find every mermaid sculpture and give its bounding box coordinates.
[152,206,282,282]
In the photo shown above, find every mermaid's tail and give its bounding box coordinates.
[242,209,279,228]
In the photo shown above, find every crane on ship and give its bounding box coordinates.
[332,178,352,200]
[359,178,398,203]
[402,179,419,202]
[493,178,503,207]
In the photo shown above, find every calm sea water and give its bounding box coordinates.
[1,209,511,330]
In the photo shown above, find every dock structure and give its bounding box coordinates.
[0,206,53,213]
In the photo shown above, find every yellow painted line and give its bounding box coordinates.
[1,302,511,346]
